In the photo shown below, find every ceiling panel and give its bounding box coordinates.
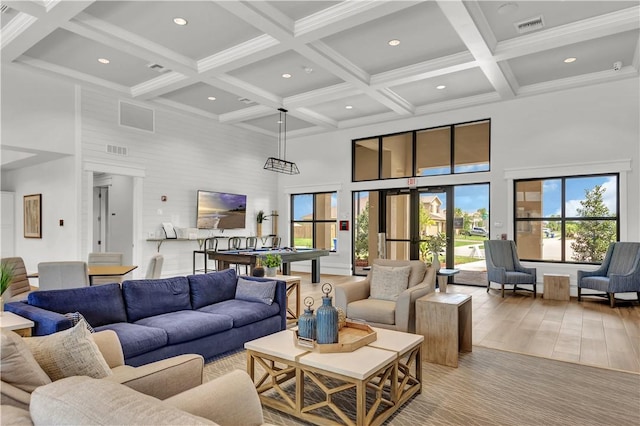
[269,1,342,21]
[307,94,392,122]
[243,112,316,133]
[227,50,344,98]
[476,1,639,42]
[24,29,160,86]
[160,82,255,115]
[321,2,467,75]
[84,1,262,61]
[507,30,639,86]
[390,68,495,107]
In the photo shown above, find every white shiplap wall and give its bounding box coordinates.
[80,88,278,277]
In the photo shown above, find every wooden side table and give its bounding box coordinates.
[416,293,472,367]
[543,274,570,301]
[275,275,301,323]
[0,311,35,337]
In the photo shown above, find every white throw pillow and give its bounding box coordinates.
[24,319,112,381]
[0,330,51,393]
[369,264,411,301]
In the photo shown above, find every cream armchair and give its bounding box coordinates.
[335,259,436,333]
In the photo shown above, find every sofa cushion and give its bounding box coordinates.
[30,376,216,425]
[369,264,411,301]
[0,405,33,426]
[94,322,168,360]
[199,299,281,328]
[188,269,237,309]
[122,276,192,322]
[135,311,233,345]
[0,330,51,393]
[347,299,396,326]
[27,283,127,327]
[235,277,277,305]
[24,320,112,381]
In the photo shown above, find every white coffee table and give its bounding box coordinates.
[0,311,34,337]
[245,328,423,426]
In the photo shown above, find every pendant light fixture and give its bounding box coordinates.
[264,108,300,175]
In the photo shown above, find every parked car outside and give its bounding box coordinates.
[463,227,488,237]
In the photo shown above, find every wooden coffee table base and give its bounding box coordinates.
[245,330,422,426]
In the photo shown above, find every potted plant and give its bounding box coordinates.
[0,261,15,314]
[256,210,268,237]
[423,233,447,271]
[262,253,281,277]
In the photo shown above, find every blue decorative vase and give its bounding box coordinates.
[298,297,316,341]
[316,283,339,344]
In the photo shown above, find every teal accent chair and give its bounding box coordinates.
[578,242,640,308]
[484,240,537,298]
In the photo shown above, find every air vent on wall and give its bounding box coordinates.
[514,15,545,34]
[106,144,128,156]
[0,4,10,13]
[120,101,155,132]
[147,63,171,74]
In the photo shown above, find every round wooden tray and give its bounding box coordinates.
[294,321,377,353]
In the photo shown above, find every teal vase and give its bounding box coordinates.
[316,284,338,344]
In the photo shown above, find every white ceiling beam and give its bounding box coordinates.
[1,1,94,63]
[437,0,515,100]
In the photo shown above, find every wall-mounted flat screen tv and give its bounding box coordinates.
[196,190,247,230]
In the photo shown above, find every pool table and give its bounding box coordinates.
[208,248,330,283]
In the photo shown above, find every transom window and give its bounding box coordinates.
[352,119,490,182]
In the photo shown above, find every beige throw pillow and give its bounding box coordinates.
[24,319,112,381]
[0,330,51,393]
[369,264,411,301]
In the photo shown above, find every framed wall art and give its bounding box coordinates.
[24,193,42,238]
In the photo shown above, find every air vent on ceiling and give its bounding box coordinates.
[238,97,257,105]
[106,144,128,156]
[0,4,10,13]
[147,63,171,74]
[514,15,545,34]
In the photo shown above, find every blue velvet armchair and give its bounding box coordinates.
[578,242,640,308]
[484,240,537,298]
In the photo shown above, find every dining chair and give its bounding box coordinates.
[37,261,90,291]
[88,252,124,285]
[0,257,34,302]
[145,254,164,279]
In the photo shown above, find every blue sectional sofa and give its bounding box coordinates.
[5,269,286,366]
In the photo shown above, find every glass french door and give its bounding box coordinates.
[383,188,450,263]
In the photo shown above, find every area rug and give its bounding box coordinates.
[204,346,640,425]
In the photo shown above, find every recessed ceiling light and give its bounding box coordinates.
[97,58,110,64]
[564,57,577,63]
[207,96,216,101]
[388,39,401,47]
[345,105,353,109]
[282,73,292,79]
[173,17,188,26]
[436,85,446,90]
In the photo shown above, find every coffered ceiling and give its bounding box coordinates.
[2,0,639,140]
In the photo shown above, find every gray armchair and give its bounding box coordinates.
[578,242,640,308]
[335,259,436,333]
[484,240,537,298]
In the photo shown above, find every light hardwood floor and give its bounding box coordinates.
[288,273,640,373]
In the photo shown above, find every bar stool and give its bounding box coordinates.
[192,237,218,274]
